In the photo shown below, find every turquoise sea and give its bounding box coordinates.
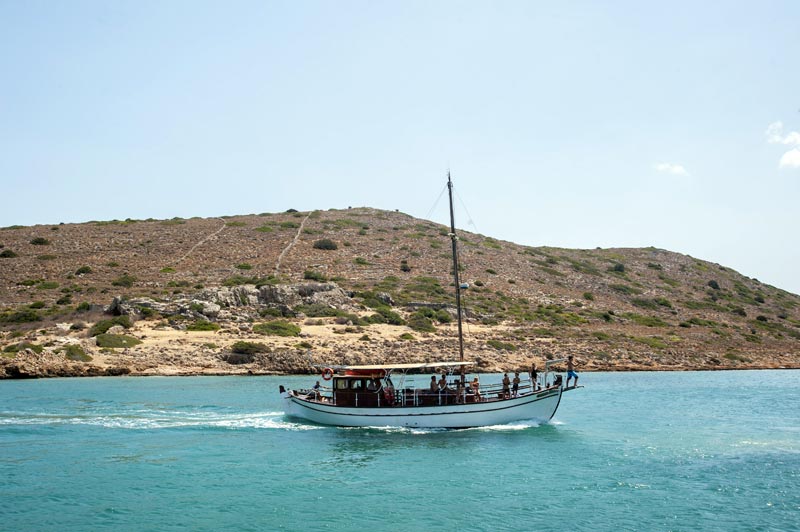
[1,370,798,532]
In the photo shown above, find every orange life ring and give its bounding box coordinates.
[321,367,334,381]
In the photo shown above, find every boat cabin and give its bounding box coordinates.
[329,367,476,408]
[332,374,393,407]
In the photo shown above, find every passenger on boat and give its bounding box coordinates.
[312,381,321,401]
[471,377,481,401]
[502,373,511,399]
[512,372,520,397]
[366,378,378,391]
[429,376,438,393]
[530,363,539,391]
[438,373,449,391]
[566,356,579,388]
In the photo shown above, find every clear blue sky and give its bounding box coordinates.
[2,1,799,293]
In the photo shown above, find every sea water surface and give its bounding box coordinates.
[1,371,798,532]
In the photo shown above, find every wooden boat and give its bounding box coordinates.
[280,173,578,428]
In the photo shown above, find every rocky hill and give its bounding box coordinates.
[1,208,799,378]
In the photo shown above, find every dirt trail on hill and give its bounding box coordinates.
[173,218,227,266]
[275,212,311,274]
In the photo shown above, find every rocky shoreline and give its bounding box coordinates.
[3,281,799,380]
[2,301,797,381]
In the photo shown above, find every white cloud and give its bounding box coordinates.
[779,148,800,169]
[653,162,689,176]
[766,121,800,169]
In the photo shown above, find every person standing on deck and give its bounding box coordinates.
[566,356,579,388]
[502,373,511,399]
[512,372,520,397]
[530,363,539,391]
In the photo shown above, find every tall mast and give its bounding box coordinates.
[447,172,466,385]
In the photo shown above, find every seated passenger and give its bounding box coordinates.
[430,375,438,393]
[438,373,449,391]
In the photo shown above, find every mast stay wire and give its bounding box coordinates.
[424,183,448,223]
[426,179,480,345]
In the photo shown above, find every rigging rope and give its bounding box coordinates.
[424,183,448,223]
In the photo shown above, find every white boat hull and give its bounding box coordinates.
[282,387,564,428]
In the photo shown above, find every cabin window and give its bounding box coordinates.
[349,379,364,390]
[335,380,348,390]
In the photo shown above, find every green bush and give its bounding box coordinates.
[632,336,667,349]
[623,313,669,327]
[583,292,594,301]
[0,249,18,258]
[303,270,327,282]
[253,320,301,337]
[29,301,46,309]
[112,274,137,287]
[30,237,50,245]
[434,309,452,323]
[374,307,406,326]
[230,341,270,354]
[0,309,42,323]
[487,339,517,351]
[89,316,132,337]
[399,333,415,341]
[36,281,59,290]
[160,267,175,273]
[236,263,253,270]
[186,320,221,331]
[295,304,342,318]
[62,344,92,362]
[609,284,642,295]
[631,298,660,310]
[259,307,286,318]
[313,238,338,250]
[353,257,370,266]
[3,342,44,354]
[407,314,435,332]
[95,334,141,348]
[76,266,93,275]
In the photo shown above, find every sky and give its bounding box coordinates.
[1,1,799,293]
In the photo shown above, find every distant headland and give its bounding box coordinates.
[2,209,798,378]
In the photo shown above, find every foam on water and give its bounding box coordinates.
[0,409,320,431]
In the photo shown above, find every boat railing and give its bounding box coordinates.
[296,373,565,407]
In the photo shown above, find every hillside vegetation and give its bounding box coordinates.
[1,208,798,377]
